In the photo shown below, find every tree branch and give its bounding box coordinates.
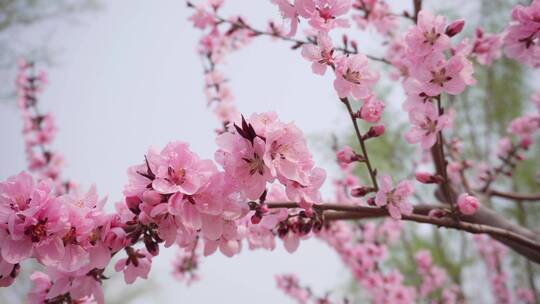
[486,189,540,202]
[266,202,540,264]
[341,97,379,190]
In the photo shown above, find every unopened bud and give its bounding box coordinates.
[350,40,358,52]
[520,136,532,150]
[446,19,465,37]
[428,209,447,218]
[351,186,372,197]
[364,125,385,139]
[415,172,443,184]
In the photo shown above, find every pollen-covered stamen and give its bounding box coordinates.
[62,227,78,245]
[317,49,334,65]
[343,68,363,84]
[420,118,438,135]
[518,33,537,49]
[25,219,48,243]
[243,153,265,175]
[423,28,442,45]
[429,67,452,87]
[167,166,186,185]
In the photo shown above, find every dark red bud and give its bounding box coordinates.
[446,19,465,37]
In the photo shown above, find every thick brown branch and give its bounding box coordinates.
[266,202,540,264]
[486,189,540,202]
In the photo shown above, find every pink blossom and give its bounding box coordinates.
[405,103,452,149]
[473,28,503,65]
[503,1,540,67]
[152,141,217,196]
[271,0,299,37]
[27,271,51,304]
[0,256,19,287]
[405,10,450,57]
[172,248,200,285]
[359,95,385,123]
[115,248,153,284]
[402,79,438,112]
[276,274,311,303]
[445,19,465,37]
[413,53,475,96]
[296,0,352,32]
[216,133,274,200]
[508,115,540,140]
[375,175,414,220]
[457,193,479,215]
[333,54,379,99]
[283,167,326,208]
[189,5,216,30]
[497,137,513,158]
[263,122,314,185]
[301,32,334,75]
[336,145,357,167]
[353,0,398,35]
[0,172,67,265]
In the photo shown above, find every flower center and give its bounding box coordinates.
[168,167,186,185]
[243,153,265,175]
[26,220,48,243]
[421,118,438,134]
[63,227,78,245]
[344,68,362,84]
[423,28,441,45]
[430,67,452,87]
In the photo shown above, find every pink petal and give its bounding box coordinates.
[1,239,33,263]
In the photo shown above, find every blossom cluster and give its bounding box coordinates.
[0,172,117,302]
[1,115,325,302]
[401,11,474,149]
[16,61,74,194]
[504,0,540,67]
[415,250,459,302]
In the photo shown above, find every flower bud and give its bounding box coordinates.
[337,145,361,166]
[457,193,479,215]
[428,208,447,218]
[364,125,385,140]
[446,19,465,37]
[520,136,532,150]
[351,186,372,197]
[415,172,443,184]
